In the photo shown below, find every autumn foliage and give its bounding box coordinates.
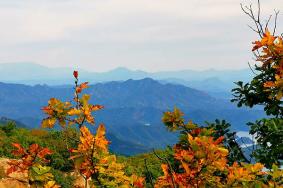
[231,1,283,169]
[7,143,59,188]
[155,108,283,187]
[5,70,283,187]
[41,71,144,187]
[70,125,144,187]
[252,29,283,100]
[41,71,103,129]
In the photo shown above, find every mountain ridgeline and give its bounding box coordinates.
[0,78,264,155]
[0,63,252,95]
[0,63,252,83]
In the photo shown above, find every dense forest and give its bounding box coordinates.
[0,1,283,188]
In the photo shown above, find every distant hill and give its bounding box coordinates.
[0,62,255,100]
[161,77,236,98]
[0,62,251,87]
[0,115,149,156]
[107,133,150,156]
[0,117,27,128]
[0,78,264,153]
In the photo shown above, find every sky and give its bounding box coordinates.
[0,0,282,72]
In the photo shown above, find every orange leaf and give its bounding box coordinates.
[252,41,263,51]
[264,81,275,88]
[214,136,225,145]
[90,105,104,111]
[76,82,89,93]
[161,164,169,177]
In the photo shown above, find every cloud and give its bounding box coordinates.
[0,0,282,71]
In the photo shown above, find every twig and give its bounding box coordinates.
[241,0,280,38]
[144,159,154,187]
[248,62,257,75]
[153,150,177,188]
[265,15,272,31]
[273,10,279,35]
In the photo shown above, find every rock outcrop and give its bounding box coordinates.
[0,158,29,188]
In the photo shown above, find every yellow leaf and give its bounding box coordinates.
[44,181,60,188]
[41,118,56,128]
[95,124,109,151]
[67,108,81,116]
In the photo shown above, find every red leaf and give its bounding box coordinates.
[6,166,17,175]
[37,148,53,159]
[28,143,40,154]
[73,70,78,79]
[11,143,25,156]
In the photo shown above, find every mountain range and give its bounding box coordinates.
[0,62,253,96]
[0,78,264,155]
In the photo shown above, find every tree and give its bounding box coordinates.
[41,71,144,188]
[232,0,283,167]
[154,108,283,187]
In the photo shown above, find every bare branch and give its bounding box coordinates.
[248,24,261,34]
[265,15,272,31]
[273,10,280,35]
[153,150,177,188]
[241,0,280,38]
[257,0,264,34]
[240,3,263,38]
[248,62,257,75]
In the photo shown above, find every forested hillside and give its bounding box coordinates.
[0,78,264,153]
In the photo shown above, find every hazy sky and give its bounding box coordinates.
[0,0,282,72]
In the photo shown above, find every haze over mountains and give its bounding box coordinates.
[0,62,253,96]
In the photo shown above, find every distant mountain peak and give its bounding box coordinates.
[140,77,156,82]
[110,67,131,72]
[123,78,160,86]
[0,62,46,68]
[109,67,147,74]
[126,77,156,82]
